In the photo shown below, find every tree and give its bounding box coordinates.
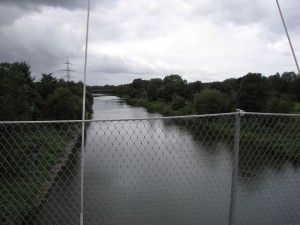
[162,75,187,102]
[289,75,300,101]
[147,83,158,101]
[128,87,141,98]
[36,74,57,99]
[237,73,267,112]
[267,73,285,95]
[171,94,185,110]
[45,87,82,120]
[0,61,33,83]
[146,78,163,101]
[266,96,293,113]
[0,62,34,121]
[194,89,228,114]
[186,81,203,100]
[132,78,145,90]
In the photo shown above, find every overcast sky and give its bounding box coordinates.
[0,0,299,85]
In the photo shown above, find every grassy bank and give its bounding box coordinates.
[124,96,300,161]
[0,124,81,225]
[294,102,300,113]
[239,116,300,160]
[125,97,193,116]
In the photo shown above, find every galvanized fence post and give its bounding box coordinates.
[228,109,243,225]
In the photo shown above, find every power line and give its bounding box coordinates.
[276,0,300,75]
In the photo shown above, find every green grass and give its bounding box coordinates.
[0,126,79,225]
[294,102,300,112]
[204,116,300,159]
[169,114,300,161]
[176,103,194,115]
[126,96,300,158]
[145,100,166,112]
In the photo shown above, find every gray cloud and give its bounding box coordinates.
[86,53,158,76]
[0,0,299,85]
[0,0,119,26]
[0,0,85,10]
[0,6,86,77]
[0,0,121,11]
[187,0,300,34]
[0,4,26,26]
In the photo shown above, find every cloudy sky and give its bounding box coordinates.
[0,0,299,85]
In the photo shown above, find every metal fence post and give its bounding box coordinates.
[228,109,242,225]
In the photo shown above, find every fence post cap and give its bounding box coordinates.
[236,109,246,116]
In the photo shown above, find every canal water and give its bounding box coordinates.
[32,95,300,225]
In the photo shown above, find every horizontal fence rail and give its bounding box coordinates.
[0,112,299,225]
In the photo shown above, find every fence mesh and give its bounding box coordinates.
[237,114,300,225]
[0,113,299,225]
[0,123,82,225]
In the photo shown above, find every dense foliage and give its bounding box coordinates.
[194,89,229,114]
[0,62,93,121]
[93,72,300,115]
[0,62,93,224]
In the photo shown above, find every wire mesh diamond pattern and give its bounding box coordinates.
[0,122,82,225]
[1,113,299,225]
[84,115,235,225]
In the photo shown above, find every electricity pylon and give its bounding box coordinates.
[61,57,74,82]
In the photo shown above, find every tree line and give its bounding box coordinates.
[1,61,299,119]
[0,62,93,121]
[92,72,300,115]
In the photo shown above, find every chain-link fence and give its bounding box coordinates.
[1,112,299,225]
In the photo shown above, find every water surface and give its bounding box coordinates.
[32,95,300,225]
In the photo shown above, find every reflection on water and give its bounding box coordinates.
[84,118,232,225]
[32,95,300,225]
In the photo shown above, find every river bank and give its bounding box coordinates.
[1,125,82,225]
[31,128,81,207]
[123,96,300,161]
[22,128,82,225]
[22,95,300,225]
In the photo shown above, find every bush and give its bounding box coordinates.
[266,97,294,113]
[237,73,267,112]
[145,100,165,112]
[171,94,186,110]
[177,103,193,115]
[194,89,227,114]
[162,105,175,116]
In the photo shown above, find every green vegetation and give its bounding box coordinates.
[105,72,300,115]
[239,115,300,160]
[294,102,300,112]
[89,72,300,116]
[1,61,300,223]
[0,62,93,121]
[170,115,300,168]
[0,62,93,224]
[145,100,166,112]
[0,124,80,224]
[93,72,300,160]
[194,89,230,114]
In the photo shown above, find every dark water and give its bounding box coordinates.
[32,95,300,225]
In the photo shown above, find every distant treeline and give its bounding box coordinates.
[0,62,93,121]
[92,72,300,115]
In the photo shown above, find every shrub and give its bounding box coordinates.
[171,94,186,110]
[266,97,294,113]
[194,89,227,114]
